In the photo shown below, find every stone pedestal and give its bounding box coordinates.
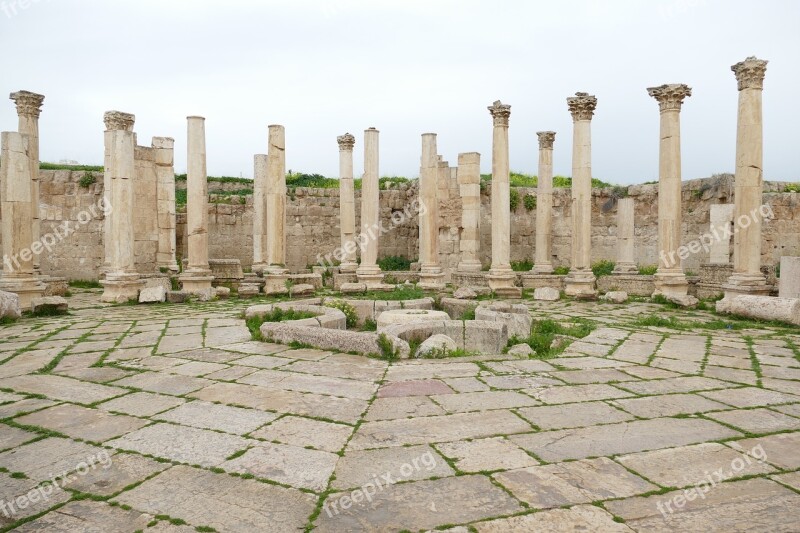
[356,127,384,288]
[337,133,358,273]
[709,204,734,264]
[9,91,44,277]
[264,273,290,296]
[521,274,565,291]
[179,116,214,294]
[0,131,46,309]
[649,84,691,298]
[486,101,520,297]
[418,133,445,289]
[778,257,800,299]
[564,92,597,297]
[533,131,555,274]
[457,152,482,273]
[265,125,288,275]
[724,57,772,298]
[613,197,637,273]
[154,136,179,272]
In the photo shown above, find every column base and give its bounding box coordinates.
[532,262,554,275]
[339,262,358,274]
[265,265,289,275]
[652,271,689,298]
[488,266,521,298]
[264,273,290,295]
[251,263,268,275]
[564,269,597,298]
[0,276,47,310]
[179,270,214,295]
[418,267,446,290]
[456,260,482,273]
[356,265,384,289]
[101,273,144,304]
[722,272,772,298]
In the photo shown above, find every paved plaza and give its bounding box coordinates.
[0,290,798,532]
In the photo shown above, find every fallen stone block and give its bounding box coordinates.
[453,287,478,300]
[238,284,261,298]
[716,295,800,326]
[0,290,21,319]
[667,294,699,308]
[601,291,628,304]
[31,296,68,315]
[166,291,188,304]
[416,334,458,358]
[215,286,231,299]
[139,286,166,304]
[534,287,560,301]
[289,284,315,297]
[507,343,534,357]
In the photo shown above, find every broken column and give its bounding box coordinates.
[723,57,771,297]
[337,133,358,273]
[613,197,637,273]
[418,133,445,289]
[252,154,268,273]
[533,131,556,274]
[355,127,384,288]
[9,91,44,276]
[153,137,178,273]
[564,92,598,297]
[486,100,519,296]
[649,84,692,298]
[178,116,214,294]
[457,152,482,273]
[100,111,143,303]
[709,204,734,264]
[0,131,46,308]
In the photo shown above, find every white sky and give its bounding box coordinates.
[1,0,798,184]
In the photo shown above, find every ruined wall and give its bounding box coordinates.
[3,171,798,279]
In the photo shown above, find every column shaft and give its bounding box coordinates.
[418,133,444,289]
[614,197,636,273]
[252,154,268,271]
[356,127,384,287]
[154,137,178,272]
[265,125,287,272]
[337,133,357,272]
[534,132,555,273]
[457,152,481,272]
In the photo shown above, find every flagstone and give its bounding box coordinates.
[365,396,447,421]
[238,368,377,400]
[436,437,538,473]
[705,407,800,433]
[473,504,634,532]
[431,390,539,413]
[0,437,108,481]
[111,371,212,395]
[62,452,170,496]
[14,403,148,442]
[700,386,800,408]
[0,374,127,404]
[728,432,800,470]
[332,444,453,490]
[378,379,454,397]
[12,500,152,532]
[221,441,337,491]
[250,415,352,451]
[517,401,634,430]
[611,393,729,418]
[156,400,278,434]
[98,391,185,417]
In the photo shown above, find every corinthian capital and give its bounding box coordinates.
[647,84,692,112]
[488,100,511,127]
[537,131,556,150]
[567,92,597,121]
[731,56,768,91]
[103,111,135,131]
[9,90,45,118]
[337,132,355,151]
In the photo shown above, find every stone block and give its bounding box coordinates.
[415,334,458,358]
[289,284,315,297]
[454,287,478,299]
[534,287,560,301]
[0,290,21,319]
[215,286,231,299]
[166,290,188,303]
[139,286,166,303]
[238,284,261,298]
[31,296,68,315]
[601,291,628,303]
[778,257,800,298]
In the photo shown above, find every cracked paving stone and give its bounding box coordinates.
[12,500,152,532]
[0,374,128,404]
[366,396,447,421]
[111,371,212,395]
[97,391,186,417]
[699,386,800,408]
[473,504,635,532]
[0,471,71,527]
[62,452,170,496]
[221,441,338,491]
[705,407,800,433]
[332,444,454,490]
[155,399,278,435]
[728,432,800,470]
[435,437,538,473]
[0,437,108,481]
[431,390,539,412]
[250,415,352,452]
[610,393,730,418]
[14,403,149,442]
[517,401,634,430]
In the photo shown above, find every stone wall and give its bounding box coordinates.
[3,171,799,279]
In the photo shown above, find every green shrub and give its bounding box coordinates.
[553,265,570,275]
[509,188,520,211]
[511,260,533,272]
[591,260,616,278]
[68,279,102,289]
[324,300,358,328]
[78,172,97,188]
[460,306,476,321]
[40,162,104,172]
[638,264,658,275]
[377,333,399,360]
[523,194,537,211]
[509,318,596,358]
[359,285,425,301]
[361,318,377,331]
[784,183,800,193]
[377,256,412,271]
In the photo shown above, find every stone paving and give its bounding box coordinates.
[0,289,799,531]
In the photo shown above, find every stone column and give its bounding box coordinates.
[418,133,445,289]
[252,154,268,273]
[100,111,143,303]
[564,92,598,297]
[723,57,771,297]
[533,131,556,274]
[179,116,214,294]
[265,125,287,274]
[486,100,519,296]
[613,197,637,273]
[153,137,178,272]
[356,127,384,288]
[457,152,482,272]
[649,84,691,298]
[0,131,46,308]
[337,133,358,273]
[709,204,734,264]
[9,91,44,275]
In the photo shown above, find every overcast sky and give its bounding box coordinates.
[1,0,798,184]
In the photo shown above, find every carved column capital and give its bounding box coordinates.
[103,111,135,131]
[567,92,597,121]
[647,84,692,112]
[337,132,355,151]
[732,56,768,91]
[537,131,556,149]
[488,100,511,127]
[9,90,45,118]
